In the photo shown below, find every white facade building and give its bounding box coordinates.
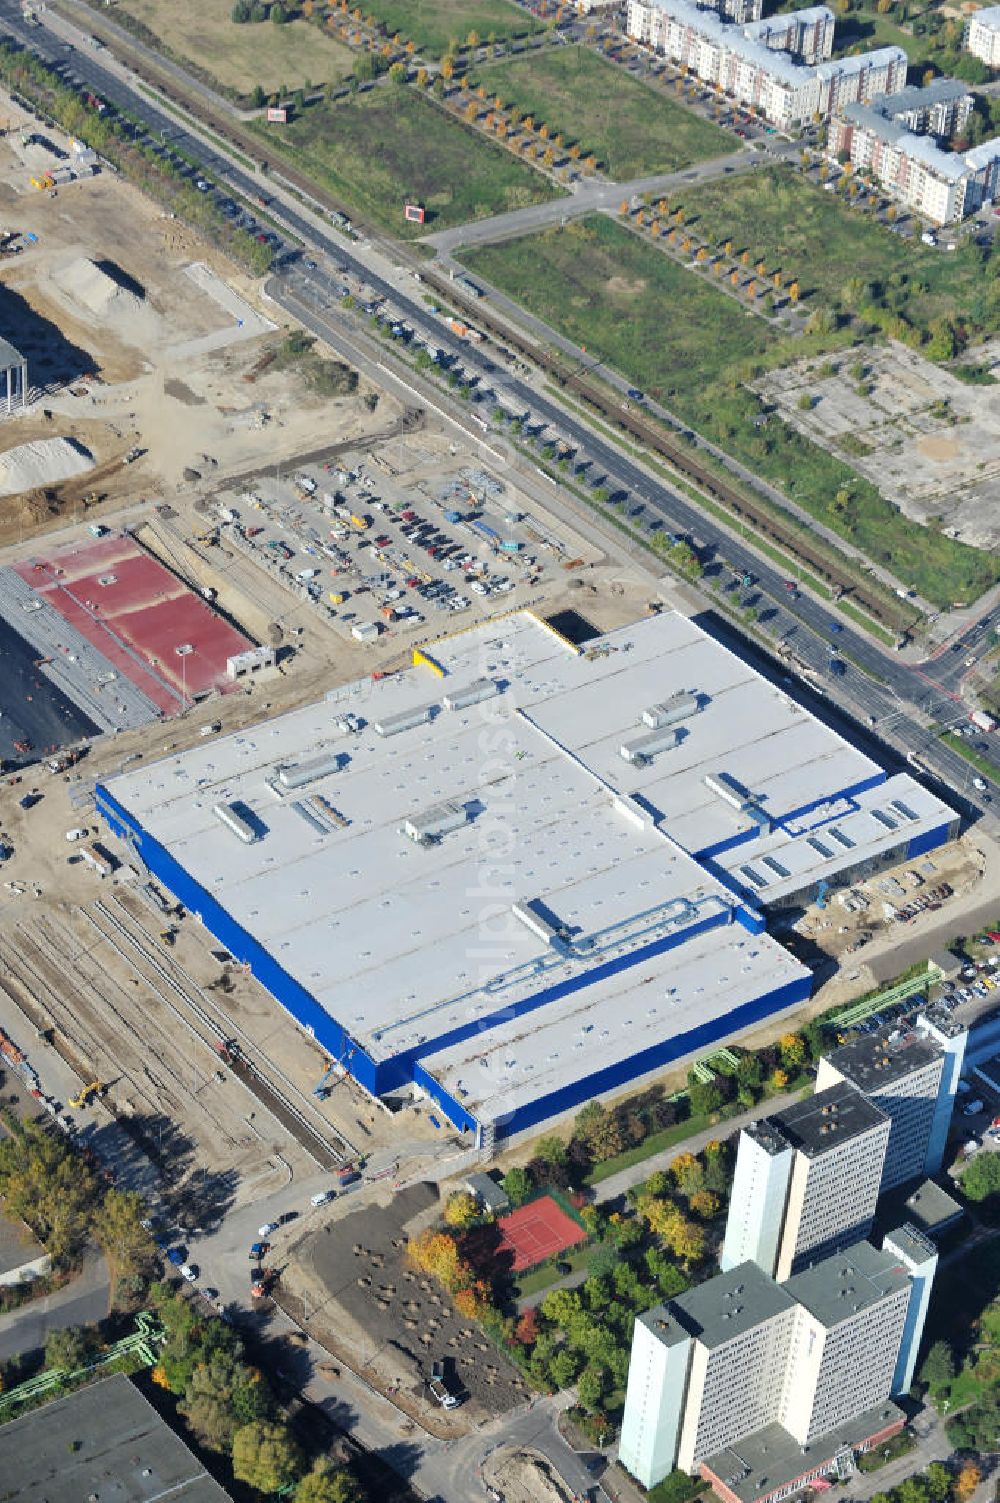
[743,6,835,65]
[966,4,1000,67]
[626,0,906,126]
[816,1010,966,1191]
[829,105,1000,223]
[620,1242,916,1496]
[721,1083,890,1279]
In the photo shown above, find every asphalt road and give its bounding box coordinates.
[0,1249,109,1364]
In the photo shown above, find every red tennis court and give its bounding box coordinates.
[496,1195,587,1272]
[16,535,253,714]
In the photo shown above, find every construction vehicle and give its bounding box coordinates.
[69,1081,103,1109]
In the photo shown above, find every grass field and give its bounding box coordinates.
[463,216,1000,607]
[475,45,735,178]
[254,89,561,235]
[679,166,986,337]
[119,0,354,93]
[361,0,540,56]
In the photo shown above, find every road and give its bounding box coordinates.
[421,148,759,252]
[1,0,998,822]
[0,1248,110,1363]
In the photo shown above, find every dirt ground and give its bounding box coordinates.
[284,1183,531,1432]
[482,1446,576,1503]
[756,341,1000,550]
[0,97,394,544]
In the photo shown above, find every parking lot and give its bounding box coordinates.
[212,438,597,647]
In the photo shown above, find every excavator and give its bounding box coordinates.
[69,1081,103,1109]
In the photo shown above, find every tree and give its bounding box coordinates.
[232,0,251,20]
[466,28,479,47]
[388,61,407,84]
[536,1135,567,1171]
[92,1189,156,1282]
[779,1033,806,1070]
[44,1325,94,1372]
[443,1191,480,1228]
[232,1421,302,1493]
[295,1463,365,1503]
[440,54,455,81]
[502,1166,532,1207]
[515,1308,540,1346]
[687,1079,722,1117]
[925,1464,952,1503]
[955,1464,981,1503]
[576,1364,605,1411]
[689,1190,721,1220]
[549,1347,581,1388]
[408,1229,469,1290]
[271,2,288,21]
[671,1152,704,1198]
[962,1152,1000,1202]
[416,66,429,86]
[919,1339,955,1389]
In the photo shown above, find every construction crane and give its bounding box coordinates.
[69,1081,103,1109]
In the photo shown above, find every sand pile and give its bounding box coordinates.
[0,436,94,496]
[56,257,145,322]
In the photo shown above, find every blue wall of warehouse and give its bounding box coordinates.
[694,771,888,861]
[494,970,814,1141]
[95,784,381,1092]
[907,822,954,860]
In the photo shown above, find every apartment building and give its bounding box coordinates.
[620,1242,916,1498]
[871,79,974,139]
[828,78,995,224]
[816,1026,945,1191]
[882,1223,938,1396]
[966,4,1000,67]
[743,6,835,65]
[721,1083,890,1279]
[626,0,906,126]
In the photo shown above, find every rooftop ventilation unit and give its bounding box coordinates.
[512,899,572,949]
[442,679,498,712]
[619,726,681,766]
[213,801,257,844]
[276,750,343,790]
[640,691,700,729]
[704,772,751,810]
[403,800,470,845]
[373,703,435,737]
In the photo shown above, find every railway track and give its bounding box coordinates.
[87,896,353,1170]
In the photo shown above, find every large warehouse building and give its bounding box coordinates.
[95,611,957,1149]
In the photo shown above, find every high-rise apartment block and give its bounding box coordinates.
[816,1011,966,1190]
[620,1242,914,1498]
[721,1083,890,1279]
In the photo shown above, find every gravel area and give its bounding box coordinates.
[297,1183,531,1419]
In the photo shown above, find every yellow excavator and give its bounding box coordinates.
[69,1081,103,1110]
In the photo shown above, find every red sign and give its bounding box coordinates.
[404,202,426,224]
[266,106,288,124]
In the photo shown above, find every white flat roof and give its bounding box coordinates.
[422,922,804,1121]
[103,611,954,1104]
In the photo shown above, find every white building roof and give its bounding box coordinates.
[964,135,1000,170]
[970,3,1000,28]
[103,612,954,1111]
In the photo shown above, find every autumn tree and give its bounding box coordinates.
[294,1463,365,1503]
[779,1033,806,1070]
[670,1152,704,1198]
[407,1228,469,1289]
[443,1191,480,1228]
[440,54,454,81]
[689,1190,721,1219]
[232,1421,302,1494]
[955,1463,981,1502]
[515,1308,540,1345]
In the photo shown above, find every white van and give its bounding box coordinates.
[65,828,89,842]
[310,1190,334,1207]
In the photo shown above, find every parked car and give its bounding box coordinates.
[179,1264,198,1283]
[258,1222,279,1237]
